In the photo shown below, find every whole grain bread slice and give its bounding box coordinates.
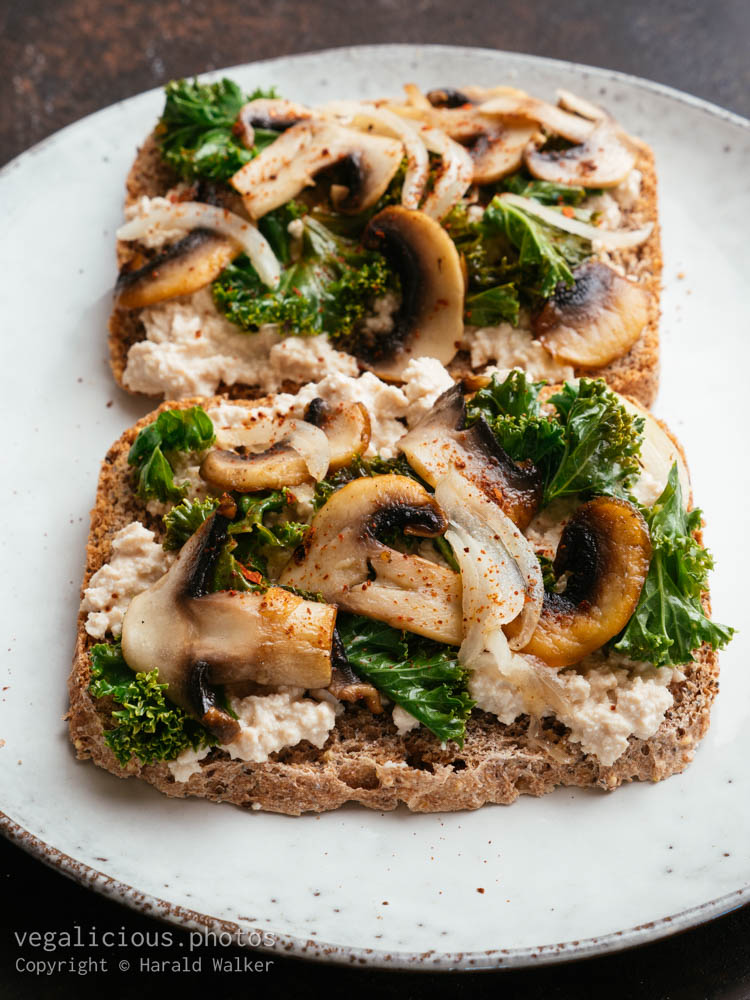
[108,130,662,407]
[67,397,717,816]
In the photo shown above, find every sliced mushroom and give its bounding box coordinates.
[478,93,595,145]
[524,121,635,188]
[201,443,311,492]
[231,119,402,219]
[115,229,240,309]
[201,418,329,492]
[279,474,463,645]
[303,399,371,470]
[121,513,337,740]
[399,382,543,531]
[504,497,651,667]
[396,93,536,184]
[360,206,464,379]
[236,97,312,146]
[532,260,650,367]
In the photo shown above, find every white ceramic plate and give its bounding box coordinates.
[1,45,748,971]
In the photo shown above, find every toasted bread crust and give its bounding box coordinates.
[108,130,662,407]
[68,398,718,815]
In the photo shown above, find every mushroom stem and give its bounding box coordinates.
[121,514,337,738]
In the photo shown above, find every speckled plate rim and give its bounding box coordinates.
[2,43,749,972]
[2,811,748,970]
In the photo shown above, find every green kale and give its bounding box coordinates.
[158,78,278,182]
[613,466,734,667]
[89,641,215,766]
[163,497,219,550]
[482,196,589,299]
[337,615,474,745]
[212,216,396,340]
[501,172,587,206]
[128,407,215,503]
[162,491,306,582]
[466,371,566,479]
[543,379,644,503]
[467,368,544,420]
[537,553,557,591]
[228,490,308,577]
[464,284,519,326]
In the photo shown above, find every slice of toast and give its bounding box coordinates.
[67,397,716,815]
[109,121,662,407]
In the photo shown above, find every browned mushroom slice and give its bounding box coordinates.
[280,474,463,645]
[115,229,240,309]
[504,497,651,667]
[399,382,543,531]
[533,260,650,368]
[200,443,311,492]
[121,513,337,740]
[231,119,402,219]
[468,125,538,184]
[360,206,464,379]
[303,398,371,470]
[478,93,595,145]
[524,122,635,188]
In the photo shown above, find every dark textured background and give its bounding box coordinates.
[2,1,749,996]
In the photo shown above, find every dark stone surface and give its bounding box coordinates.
[2,0,749,995]
[1,0,749,166]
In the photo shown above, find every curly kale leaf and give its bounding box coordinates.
[482,196,591,299]
[89,641,216,766]
[466,371,566,479]
[613,466,734,666]
[163,496,219,550]
[212,215,396,339]
[162,492,307,582]
[228,490,308,577]
[464,284,519,326]
[337,615,474,745]
[158,78,278,182]
[543,379,644,503]
[128,407,215,503]
[501,172,587,206]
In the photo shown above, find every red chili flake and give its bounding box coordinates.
[238,565,264,584]
[476,888,485,894]
[562,206,575,218]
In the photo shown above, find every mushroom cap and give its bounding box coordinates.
[115,229,240,309]
[399,382,543,531]
[505,496,651,667]
[279,474,463,645]
[533,260,651,368]
[360,206,464,380]
[524,121,636,188]
[231,119,403,219]
[121,514,336,737]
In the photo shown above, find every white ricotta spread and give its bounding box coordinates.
[463,322,574,381]
[80,522,173,639]
[167,688,336,781]
[401,356,455,426]
[123,288,358,399]
[469,647,678,767]
[392,705,421,736]
[613,168,643,211]
[582,191,622,229]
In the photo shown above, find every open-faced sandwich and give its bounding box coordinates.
[111,77,661,407]
[68,364,732,814]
